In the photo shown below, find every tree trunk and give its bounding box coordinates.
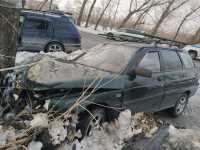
[0,6,19,78]
[77,0,88,26]
[173,17,187,41]
[118,0,152,28]
[49,0,53,10]
[22,0,26,8]
[94,0,112,30]
[111,0,120,29]
[118,12,133,28]
[85,0,97,27]
[133,13,145,28]
[38,0,48,10]
[173,6,200,41]
[191,27,200,44]
[151,0,188,36]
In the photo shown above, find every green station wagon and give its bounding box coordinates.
[14,42,199,136]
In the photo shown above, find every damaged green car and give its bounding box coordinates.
[13,42,198,136]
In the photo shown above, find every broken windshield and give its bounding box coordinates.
[77,44,136,73]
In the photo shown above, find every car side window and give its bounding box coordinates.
[138,52,160,72]
[23,18,49,32]
[179,52,194,69]
[161,50,182,71]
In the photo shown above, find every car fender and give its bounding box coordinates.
[49,89,123,113]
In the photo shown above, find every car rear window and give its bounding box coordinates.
[179,52,194,69]
[161,50,182,71]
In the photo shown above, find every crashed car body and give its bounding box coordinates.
[16,43,198,117]
[106,28,147,42]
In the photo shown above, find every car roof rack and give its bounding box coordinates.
[21,9,66,16]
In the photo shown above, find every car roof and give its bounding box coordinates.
[21,10,66,19]
[105,42,183,52]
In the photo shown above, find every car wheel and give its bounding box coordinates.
[77,107,106,138]
[45,42,64,52]
[189,51,197,59]
[171,94,188,117]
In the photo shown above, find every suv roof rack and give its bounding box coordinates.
[21,9,65,16]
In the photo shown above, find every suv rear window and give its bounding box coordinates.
[138,52,160,72]
[179,52,194,68]
[162,50,182,71]
[23,18,49,31]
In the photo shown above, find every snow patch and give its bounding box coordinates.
[28,141,43,150]
[78,26,105,35]
[58,111,158,150]
[15,51,69,64]
[30,113,48,128]
[0,126,16,145]
[48,120,68,145]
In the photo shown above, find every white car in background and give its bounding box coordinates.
[183,44,200,59]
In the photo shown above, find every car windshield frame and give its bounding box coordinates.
[76,44,137,73]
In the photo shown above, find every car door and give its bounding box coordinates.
[20,17,52,51]
[160,50,185,109]
[123,49,164,112]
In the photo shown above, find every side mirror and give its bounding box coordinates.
[129,67,152,78]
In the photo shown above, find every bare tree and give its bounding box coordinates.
[133,5,152,28]
[190,27,200,43]
[94,0,112,30]
[22,0,26,8]
[173,5,200,41]
[85,0,97,27]
[49,0,53,10]
[111,0,121,29]
[119,0,164,28]
[38,0,48,10]
[77,0,89,26]
[151,0,189,36]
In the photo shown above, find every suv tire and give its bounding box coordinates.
[45,42,64,52]
[189,51,197,59]
[171,94,188,117]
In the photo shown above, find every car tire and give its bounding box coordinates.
[170,94,188,117]
[45,42,64,53]
[189,51,197,59]
[77,107,106,139]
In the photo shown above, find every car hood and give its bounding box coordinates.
[25,56,126,91]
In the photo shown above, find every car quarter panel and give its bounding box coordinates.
[159,49,198,109]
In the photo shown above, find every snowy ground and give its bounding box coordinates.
[77,24,113,35]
